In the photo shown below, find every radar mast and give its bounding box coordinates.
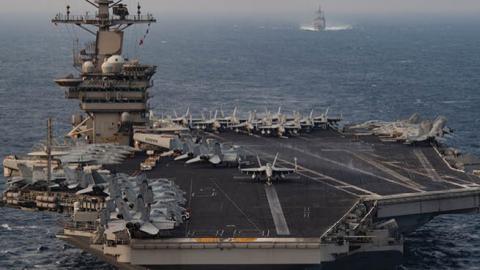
[313,4,326,31]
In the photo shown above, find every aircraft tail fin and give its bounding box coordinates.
[209,155,222,165]
[257,155,263,167]
[213,142,222,156]
[63,166,77,183]
[186,156,202,164]
[220,106,225,118]
[92,170,107,184]
[135,195,149,221]
[17,163,33,179]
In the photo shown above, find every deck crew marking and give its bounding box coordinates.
[414,149,469,189]
[212,180,262,232]
[264,185,290,236]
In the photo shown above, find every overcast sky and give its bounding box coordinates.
[3,0,480,18]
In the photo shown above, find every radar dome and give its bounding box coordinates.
[82,61,95,74]
[107,55,125,73]
[121,112,132,123]
[101,61,114,74]
[107,55,125,64]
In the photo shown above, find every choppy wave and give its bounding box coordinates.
[300,24,353,32]
[1,224,12,231]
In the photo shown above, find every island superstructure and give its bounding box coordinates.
[3,1,480,270]
[53,0,156,145]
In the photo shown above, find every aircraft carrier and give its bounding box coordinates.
[3,1,480,270]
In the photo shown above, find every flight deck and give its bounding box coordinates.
[112,129,480,240]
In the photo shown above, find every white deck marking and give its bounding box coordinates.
[414,149,443,182]
[414,149,469,189]
[279,143,425,193]
[349,151,425,191]
[208,132,379,197]
[259,152,377,197]
[264,185,290,236]
[380,159,479,187]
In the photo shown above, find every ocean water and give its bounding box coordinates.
[0,16,480,269]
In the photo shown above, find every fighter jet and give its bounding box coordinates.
[185,139,246,165]
[217,107,240,129]
[74,170,109,195]
[103,174,187,236]
[292,110,315,131]
[350,114,450,144]
[171,107,191,127]
[173,138,200,161]
[312,108,342,128]
[257,111,287,137]
[160,136,185,157]
[189,110,222,131]
[229,110,261,134]
[351,113,422,131]
[239,153,298,185]
[404,116,449,144]
[59,144,135,165]
[266,107,283,123]
[282,113,303,135]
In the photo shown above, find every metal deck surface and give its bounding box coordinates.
[115,129,480,239]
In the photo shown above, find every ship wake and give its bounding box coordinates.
[300,24,353,32]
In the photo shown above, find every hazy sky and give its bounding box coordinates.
[3,0,480,17]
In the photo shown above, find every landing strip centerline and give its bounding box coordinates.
[264,185,291,235]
